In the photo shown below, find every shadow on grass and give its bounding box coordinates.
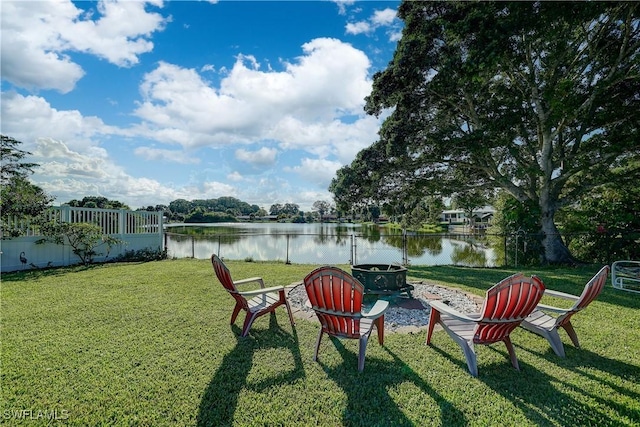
[515,344,640,424]
[429,331,640,426]
[0,263,104,282]
[317,337,466,426]
[427,340,638,425]
[197,314,304,426]
[480,344,640,426]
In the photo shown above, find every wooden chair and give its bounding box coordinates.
[211,254,295,337]
[521,265,610,357]
[303,266,389,372]
[426,273,545,377]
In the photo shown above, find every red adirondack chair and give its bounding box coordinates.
[211,254,295,337]
[303,266,389,372]
[521,265,610,357]
[426,273,545,377]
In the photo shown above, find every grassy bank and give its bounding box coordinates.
[2,259,638,426]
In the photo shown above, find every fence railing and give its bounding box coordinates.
[2,206,162,237]
[1,207,163,272]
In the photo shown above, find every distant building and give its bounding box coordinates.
[440,206,495,225]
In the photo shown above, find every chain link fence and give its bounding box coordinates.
[165,229,632,267]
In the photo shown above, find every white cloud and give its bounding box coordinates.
[0,92,118,154]
[201,181,236,195]
[345,21,372,35]
[288,158,342,188]
[27,137,238,208]
[345,7,398,40]
[270,115,382,162]
[389,30,403,43]
[1,14,390,212]
[0,87,379,210]
[227,171,244,182]
[133,38,374,153]
[371,9,397,26]
[0,0,168,93]
[235,147,278,166]
[30,137,160,206]
[332,0,356,15]
[134,147,200,164]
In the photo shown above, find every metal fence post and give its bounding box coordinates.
[286,234,291,264]
[351,234,356,265]
[402,231,408,265]
[504,234,508,267]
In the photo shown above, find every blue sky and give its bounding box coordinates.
[1,0,401,211]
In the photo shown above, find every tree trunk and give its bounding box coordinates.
[540,210,576,265]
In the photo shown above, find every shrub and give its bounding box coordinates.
[37,222,123,265]
[114,247,168,262]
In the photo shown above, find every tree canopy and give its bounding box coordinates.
[1,135,54,235]
[331,1,640,264]
[312,200,332,221]
[1,135,38,184]
[66,196,130,210]
[169,197,260,219]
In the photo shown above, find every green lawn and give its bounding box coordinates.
[2,259,639,426]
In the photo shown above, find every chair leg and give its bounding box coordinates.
[358,335,370,372]
[241,312,259,337]
[375,316,385,345]
[313,329,324,362]
[280,291,296,328]
[426,307,440,345]
[545,328,566,357]
[459,340,478,377]
[503,336,520,371]
[561,322,581,348]
[230,303,243,325]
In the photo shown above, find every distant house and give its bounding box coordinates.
[440,206,495,225]
[375,216,390,224]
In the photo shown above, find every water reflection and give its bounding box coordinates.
[165,223,496,267]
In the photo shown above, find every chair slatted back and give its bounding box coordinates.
[304,266,364,339]
[557,265,609,327]
[211,254,247,307]
[474,274,545,344]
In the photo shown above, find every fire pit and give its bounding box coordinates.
[351,264,414,297]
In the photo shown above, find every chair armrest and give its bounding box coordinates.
[238,285,284,297]
[535,303,569,314]
[362,300,389,319]
[428,300,478,322]
[234,277,265,288]
[543,289,579,301]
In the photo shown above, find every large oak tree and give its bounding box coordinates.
[331,1,640,264]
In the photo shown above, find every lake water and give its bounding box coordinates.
[165,222,497,267]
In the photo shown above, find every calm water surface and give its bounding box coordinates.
[165,222,497,267]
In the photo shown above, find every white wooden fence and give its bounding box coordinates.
[1,206,163,273]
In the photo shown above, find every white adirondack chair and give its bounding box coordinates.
[611,260,640,294]
[521,265,609,357]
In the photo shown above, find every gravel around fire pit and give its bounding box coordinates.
[287,281,482,334]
